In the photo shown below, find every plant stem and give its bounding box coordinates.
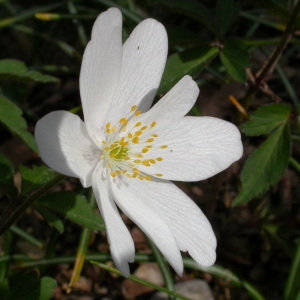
[0,174,66,235]
[256,0,300,86]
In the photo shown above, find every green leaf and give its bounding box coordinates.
[19,165,56,195]
[216,0,240,36]
[35,191,105,231]
[166,26,207,46]
[0,95,37,152]
[159,0,218,34]
[233,122,290,206]
[0,271,56,300]
[158,46,219,94]
[241,104,291,136]
[35,206,64,234]
[0,59,59,83]
[220,38,250,83]
[0,153,16,196]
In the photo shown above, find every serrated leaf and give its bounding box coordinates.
[19,165,56,195]
[216,0,240,36]
[35,206,64,233]
[35,191,105,231]
[0,95,37,152]
[158,46,219,94]
[159,0,218,34]
[241,104,291,136]
[0,59,59,83]
[0,153,17,196]
[0,272,56,300]
[220,38,250,83]
[233,122,290,206]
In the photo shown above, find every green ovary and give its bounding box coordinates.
[109,142,128,160]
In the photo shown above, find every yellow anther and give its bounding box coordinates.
[151,121,156,128]
[156,157,163,161]
[141,126,147,130]
[106,128,111,134]
[126,174,132,178]
[131,105,137,112]
[142,160,151,166]
[105,123,111,129]
[132,137,139,144]
[155,173,163,177]
[134,160,141,163]
[135,122,142,127]
[144,175,151,181]
[111,126,116,133]
[160,145,168,149]
[128,133,133,139]
[146,145,153,149]
[102,141,106,144]
[152,134,158,137]
[119,118,128,125]
[134,111,141,116]
[110,172,116,178]
[132,173,138,178]
[124,156,130,160]
[99,154,104,159]
[119,138,128,147]
[134,131,143,137]
[146,138,154,143]
[142,148,149,153]
[149,159,156,164]
[104,147,109,151]
[115,170,122,175]
[138,176,144,180]
[133,168,140,174]
[122,170,127,174]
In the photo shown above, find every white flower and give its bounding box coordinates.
[35,8,243,276]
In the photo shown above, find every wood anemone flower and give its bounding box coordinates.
[35,8,243,277]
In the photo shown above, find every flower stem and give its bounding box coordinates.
[0,174,66,235]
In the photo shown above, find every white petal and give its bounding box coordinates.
[117,178,216,266]
[138,116,243,181]
[124,75,199,134]
[109,176,183,275]
[80,8,122,141]
[105,18,168,125]
[35,111,99,187]
[92,162,135,277]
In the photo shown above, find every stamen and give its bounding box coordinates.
[134,131,143,137]
[119,118,128,125]
[151,121,156,128]
[131,105,137,112]
[132,137,139,144]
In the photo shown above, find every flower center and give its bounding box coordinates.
[100,105,168,180]
[108,142,128,160]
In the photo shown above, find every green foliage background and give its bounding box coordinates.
[1,0,300,299]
